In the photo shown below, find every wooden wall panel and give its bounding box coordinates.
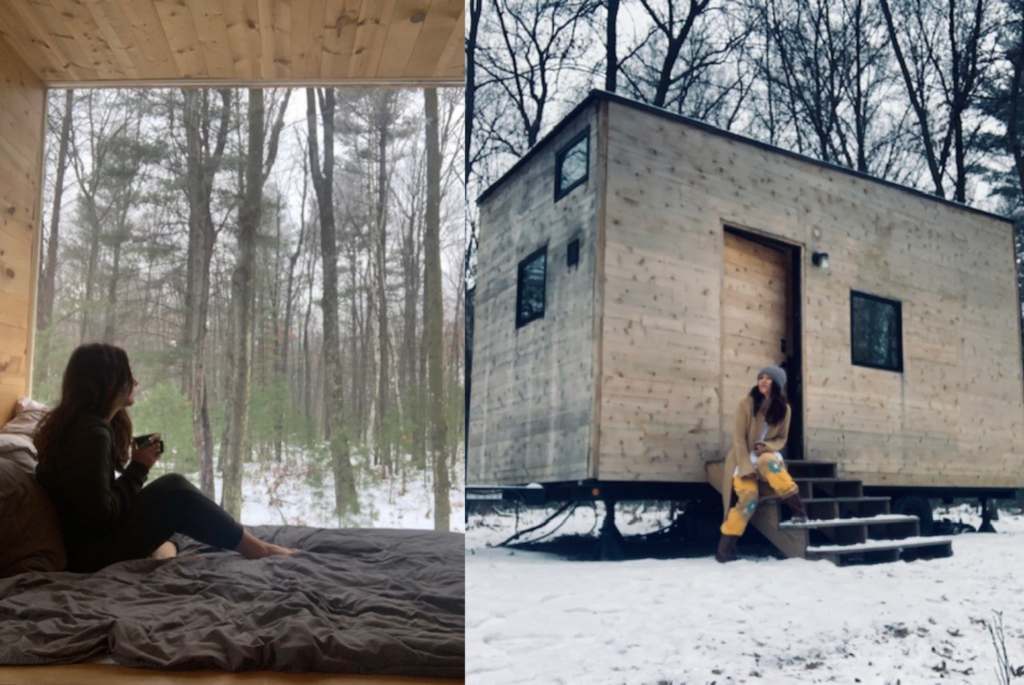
[595,100,1023,488]
[0,39,45,422]
[469,108,600,486]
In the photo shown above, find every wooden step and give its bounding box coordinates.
[806,536,954,566]
[703,458,954,566]
[782,461,838,478]
[802,496,891,520]
[793,477,864,499]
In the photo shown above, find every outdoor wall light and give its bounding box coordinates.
[812,252,830,269]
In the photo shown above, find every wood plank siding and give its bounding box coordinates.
[472,92,1024,491]
[0,0,464,87]
[600,100,1023,488]
[0,40,45,423]
[468,110,601,486]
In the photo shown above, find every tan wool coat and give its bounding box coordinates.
[720,393,792,520]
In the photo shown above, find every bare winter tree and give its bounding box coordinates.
[221,88,291,519]
[179,88,231,498]
[738,0,919,183]
[424,87,450,531]
[620,0,751,123]
[38,89,74,334]
[307,86,359,516]
[475,0,595,161]
[880,0,998,201]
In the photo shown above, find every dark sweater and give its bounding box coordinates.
[36,416,151,540]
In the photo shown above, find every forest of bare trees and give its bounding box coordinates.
[465,0,1024,369]
[34,87,465,530]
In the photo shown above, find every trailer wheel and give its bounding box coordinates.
[892,495,934,536]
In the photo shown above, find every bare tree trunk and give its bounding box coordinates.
[38,89,73,333]
[307,87,358,516]
[222,88,290,518]
[181,89,230,497]
[424,88,449,532]
[605,0,620,92]
[466,0,482,184]
[373,94,393,476]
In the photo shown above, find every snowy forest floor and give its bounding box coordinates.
[466,500,1024,684]
[153,449,467,532]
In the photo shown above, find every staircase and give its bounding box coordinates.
[705,459,953,566]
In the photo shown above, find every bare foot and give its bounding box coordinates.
[234,530,298,559]
[150,541,177,560]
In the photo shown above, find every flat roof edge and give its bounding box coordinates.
[476,89,1012,226]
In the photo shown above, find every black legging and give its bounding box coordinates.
[67,474,245,573]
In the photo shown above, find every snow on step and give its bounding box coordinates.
[779,514,919,529]
[806,535,954,553]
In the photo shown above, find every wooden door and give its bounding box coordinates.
[721,231,790,453]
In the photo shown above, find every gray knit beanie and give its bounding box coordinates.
[758,365,787,390]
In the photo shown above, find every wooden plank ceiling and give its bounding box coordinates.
[0,0,464,87]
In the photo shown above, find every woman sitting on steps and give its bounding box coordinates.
[716,365,807,563]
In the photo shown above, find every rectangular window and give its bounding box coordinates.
[850,290,903,372]
[554,129,589,201]
[516,246,547,328]
[567,238,580,270]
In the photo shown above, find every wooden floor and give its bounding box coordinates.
[0,664,459,685]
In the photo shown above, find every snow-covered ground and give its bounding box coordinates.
[467,502,1024,684]
[154,449,465,532]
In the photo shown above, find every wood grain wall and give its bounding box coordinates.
[597,100,1023,488]
[0,39,45,423]
[0,0,463,86]
[468,107,601,486]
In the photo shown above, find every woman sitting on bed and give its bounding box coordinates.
[35,343,296,573]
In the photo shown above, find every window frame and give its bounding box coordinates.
[554,129,590,201]
[850,289,904,373]
[515,245,548,329]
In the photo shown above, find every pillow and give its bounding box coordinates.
[1,397,49,436]
[0,433,37,474]
[0,459,66,577]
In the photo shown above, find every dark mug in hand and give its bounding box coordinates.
[134,433,165,456]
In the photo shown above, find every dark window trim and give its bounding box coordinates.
[554,128,590,201]
[850,289,904,373]
[516,245,548,329]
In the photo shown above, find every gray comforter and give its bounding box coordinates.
[0,526,464,678]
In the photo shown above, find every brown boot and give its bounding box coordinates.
[783,494,808,523]
[715,534,740,563]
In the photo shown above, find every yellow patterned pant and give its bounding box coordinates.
[721,453,800,536]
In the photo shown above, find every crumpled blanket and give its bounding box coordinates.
[0,525,464,679]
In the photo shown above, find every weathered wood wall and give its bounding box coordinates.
[597,99,1023,488]
[468,107,601,485]
[0,40,45,423]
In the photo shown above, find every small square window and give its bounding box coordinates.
[567,238,580,270]
[555,129,589,201]
[851,290,903,372]
[516,246,547,328]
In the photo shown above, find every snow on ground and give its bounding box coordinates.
[467,502,1024,684]
[158,448,465,532]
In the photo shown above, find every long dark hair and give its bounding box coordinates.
[35,343,135,471]
[749,380,788,426]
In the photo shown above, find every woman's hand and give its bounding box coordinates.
[754,442,768,454]
[131,433,163,469]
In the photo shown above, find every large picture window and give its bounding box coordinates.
[516,246,547,328]
[850,290,903,372]
[554,129,589,201]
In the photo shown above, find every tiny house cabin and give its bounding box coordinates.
[468,91,1024,547]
